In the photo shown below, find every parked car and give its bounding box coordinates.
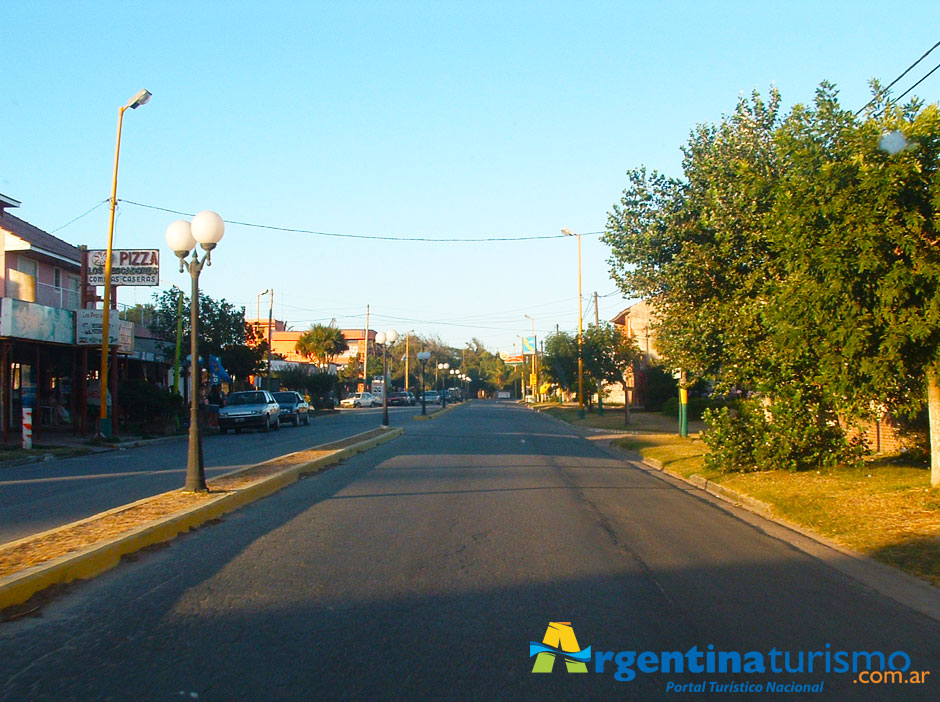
[421,391,441,405]
[218,390,281,433]
[273,391,310,426]
[387,391,411,407]
[340,391,379,408]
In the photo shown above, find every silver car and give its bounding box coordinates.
[218,390,281,433]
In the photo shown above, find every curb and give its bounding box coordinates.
[0,427,403,612]
[607,443,940,622]
[412,402,461,421]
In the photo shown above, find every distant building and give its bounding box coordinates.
[245,319,373,368]
[609,300,660,408]
[609,300,658,362]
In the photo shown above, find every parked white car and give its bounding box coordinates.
[340,391,379,408]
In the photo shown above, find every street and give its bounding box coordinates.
[1,401,939,700]
[0,406,421,545]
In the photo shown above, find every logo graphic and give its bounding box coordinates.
[530,622,592,674]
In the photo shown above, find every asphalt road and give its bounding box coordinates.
[0,405,422,545]
[1,401,939,701]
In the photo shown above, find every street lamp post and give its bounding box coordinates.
[166,211,225,492]
[376,329,398,426]
[257,289,273,390]
[437,362,449,407]
[417,351,431,415]
[562,228,585,418]
[525,314,538,402]
[98,88,151,438]
[449,368,458,402]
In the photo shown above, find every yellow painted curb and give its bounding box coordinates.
[0,427,403,612]
[412,402,461,421]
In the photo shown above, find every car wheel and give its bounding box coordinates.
[354,401,360,407]
[264,416,272,432]
[273,416,280,430]
[294,415,300,426]
[303,413,310,426]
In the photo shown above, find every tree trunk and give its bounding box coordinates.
[622,380,631,425]
[928,368,940,488]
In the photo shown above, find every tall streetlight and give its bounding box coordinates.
[437,362,449,407]
[98,88,151,438]
[525,314,538,402]
[166,211,225,492]
[562,228,585,419]
[449,368,459,402]
[258,288,273,390]
[376,329,399,426]
[417,351,431,415]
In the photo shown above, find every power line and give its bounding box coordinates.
[50,199,109,233]
[119,199,603,243]
[856,38,940,115]
[895,59,940,103]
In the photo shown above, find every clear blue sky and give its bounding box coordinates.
[3,2,939,355]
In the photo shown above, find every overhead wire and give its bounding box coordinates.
[50,199,109,233]
[119,199,603,243]
[855,38,940,115]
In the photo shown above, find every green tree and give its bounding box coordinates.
[295,324,349,369]
[769,85,940,482]
[583,323,642,424]
[148,289,247,357]
[541,331,579,395]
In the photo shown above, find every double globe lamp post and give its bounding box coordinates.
[375,329,399,426]
[165,211,225,492]
[417,351,431,415]
[437,362,449,407]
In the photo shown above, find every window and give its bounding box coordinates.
[54,267,62,289]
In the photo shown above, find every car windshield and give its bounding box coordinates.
[273,393,296,403]
[227,392,267,405]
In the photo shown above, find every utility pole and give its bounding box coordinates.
[594,291,603,416]
[363,304,370,392]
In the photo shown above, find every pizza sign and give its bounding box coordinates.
[87,249,160,286]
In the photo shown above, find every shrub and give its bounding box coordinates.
[703,391,864,473]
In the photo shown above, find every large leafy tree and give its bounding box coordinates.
[769,86,940,482]
[149,288,249,357]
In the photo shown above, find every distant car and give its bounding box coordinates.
[341,391,378,408]
[421,391,441,405]
[273,391,310,426]
[387,391,410,407]
[218,390,281,433]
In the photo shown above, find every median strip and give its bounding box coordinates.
[0,426,403,615]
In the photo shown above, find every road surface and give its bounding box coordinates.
[1,401,938,700]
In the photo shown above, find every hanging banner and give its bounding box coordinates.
[522,336,536,354]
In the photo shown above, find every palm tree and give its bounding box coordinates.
[295,324,349,369]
